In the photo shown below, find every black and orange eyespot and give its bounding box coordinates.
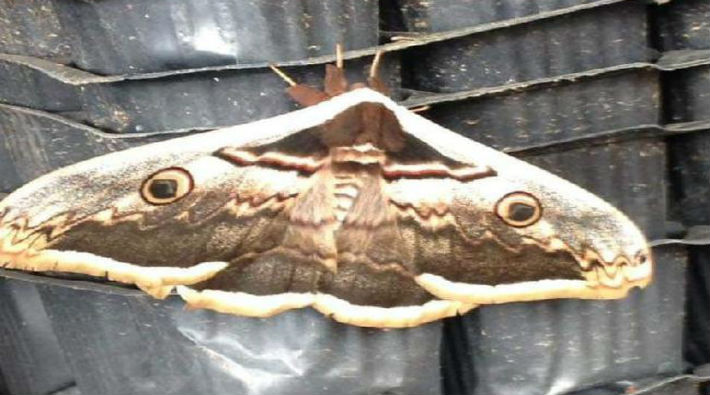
[495,192,542,227]
[140,167,193,205]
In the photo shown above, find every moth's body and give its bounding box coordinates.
[0,86,652,328]
[331,163,364,222]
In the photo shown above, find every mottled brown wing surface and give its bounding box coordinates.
[0,144,313,298]
[385,177,595,303]
[178,125,482,327]
[0,88,653,328]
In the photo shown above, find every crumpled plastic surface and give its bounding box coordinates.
[0,245,689,395]
[0,270,443,395]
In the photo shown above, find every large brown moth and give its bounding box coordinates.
[0,51,652,328]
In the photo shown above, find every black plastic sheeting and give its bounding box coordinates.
[444,245,687,395]
[1,0,710,394]
[661,2,710,379]
[0,91,689,395]
[402,1,651,92]
[0,103,201,194]
[0,0,379,74]
[655,0,710,52]
[664,65,710,126]
[669,125,710,227]
[0,260,703,395]
[415,70,665,239]
[393,0,602,33]
[0,271,442,395]
[0,276,74,395]
[685,247,710,371]
[663,63,709,253]
[422,69,659,151]
[0,55,401,134]
[527,138,667,239]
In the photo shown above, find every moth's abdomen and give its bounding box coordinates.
[332,175,361,223]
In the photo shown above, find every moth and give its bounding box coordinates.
[0,51,652,328]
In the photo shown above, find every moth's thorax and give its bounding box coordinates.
[331,169,364,223]
[330,143,386,166]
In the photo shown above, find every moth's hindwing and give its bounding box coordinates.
[0,89,652,328]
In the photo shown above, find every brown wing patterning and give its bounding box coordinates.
[197,102,497,310]
[0,88,653,328]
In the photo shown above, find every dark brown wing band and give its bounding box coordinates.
[216,148,325,173]
[382,163,497,181]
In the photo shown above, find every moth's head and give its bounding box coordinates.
[271,45,390,108]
